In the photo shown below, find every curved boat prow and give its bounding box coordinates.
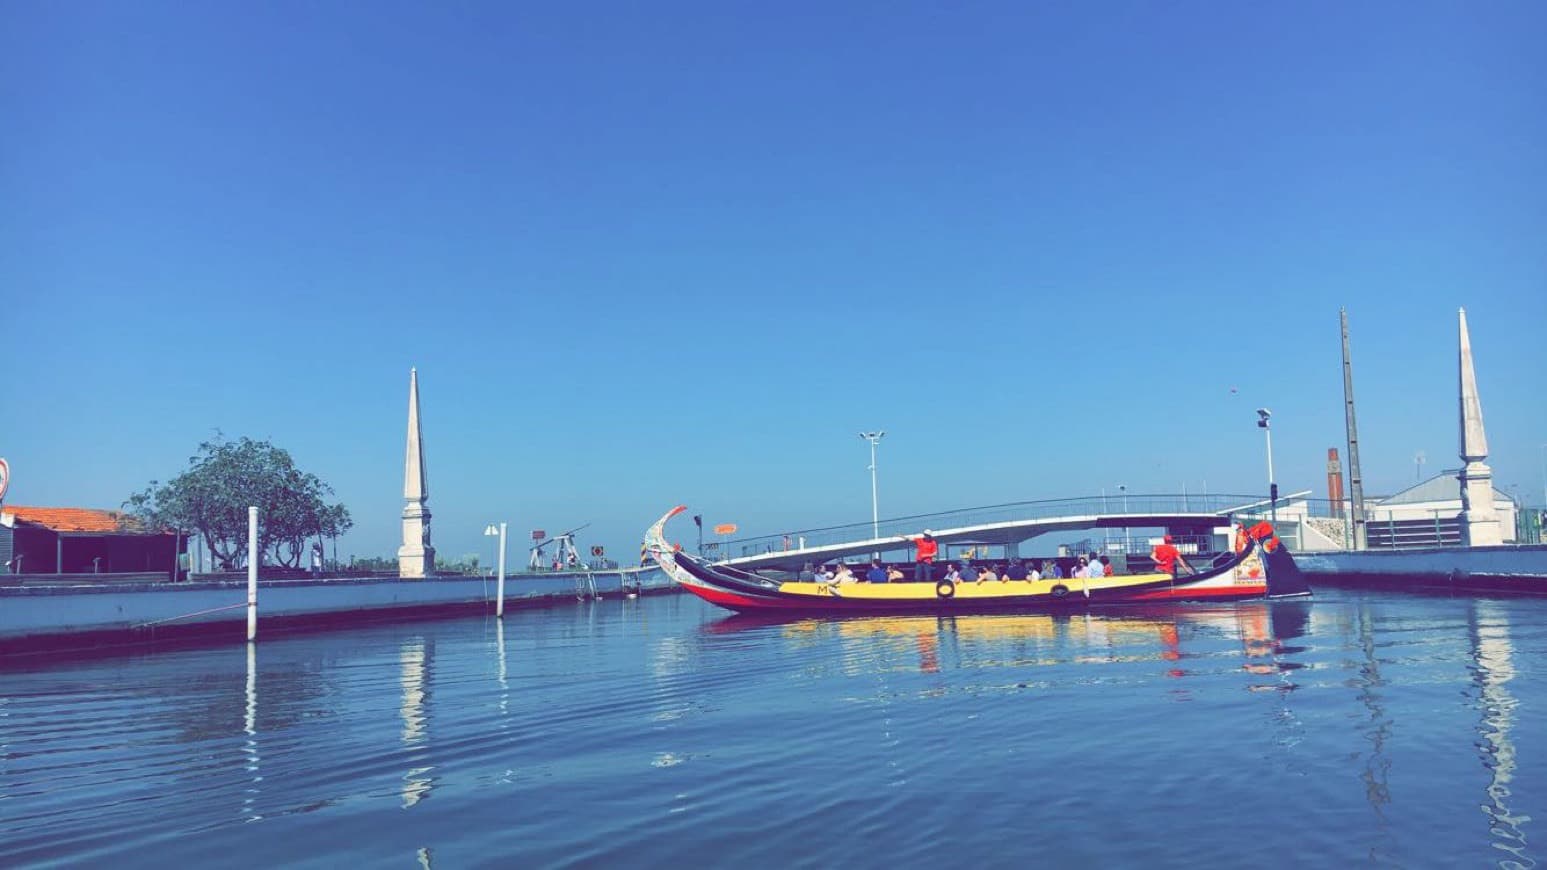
[1242,521,1312,599]
[643,506,695,587]
[1264,544,1312,598]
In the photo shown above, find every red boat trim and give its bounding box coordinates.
[1130,585,1267,601]
[683,583,808,610]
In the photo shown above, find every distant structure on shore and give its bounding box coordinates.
[398,368,436,577]
[1457,308,1502,546]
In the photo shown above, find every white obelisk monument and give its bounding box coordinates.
[398,367,436,577]
[1457,309,1502,547]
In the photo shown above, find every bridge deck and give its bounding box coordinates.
[715,493,1300,570]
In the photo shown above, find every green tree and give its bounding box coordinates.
[126,436,354,570]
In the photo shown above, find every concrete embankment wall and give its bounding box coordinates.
[0,569,678,654]
[1295,544,1547,594]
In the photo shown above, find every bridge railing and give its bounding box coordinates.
[724,493,1268,558]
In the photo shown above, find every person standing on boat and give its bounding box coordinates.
[866,559,889,583]
[905,531,939,583]
[1150,535,1192,577]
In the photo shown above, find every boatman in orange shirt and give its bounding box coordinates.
[905,530,939,583]
[1150,534,1192,577]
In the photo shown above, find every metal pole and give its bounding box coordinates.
[1265,424,1277,526]
[496,522,508,618]
[1121,486,1129,553]
[247,506,258,642]
[1341,308,1368,549]
[859,431,884,558]
[1539,443,1546,510]
[869,438,879,542]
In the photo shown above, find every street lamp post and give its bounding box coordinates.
[484,522,508,617]
[859,431,885,546]
[1257,409,1277,525]
[1118,484,1128,552]
[1539,443,1546,510]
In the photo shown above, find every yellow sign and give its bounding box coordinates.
[713,523,738,535]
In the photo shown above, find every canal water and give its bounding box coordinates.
[2,589,1542,868]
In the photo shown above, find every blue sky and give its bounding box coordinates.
[3,1,1544,564]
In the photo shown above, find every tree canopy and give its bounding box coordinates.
[126,436,354,569]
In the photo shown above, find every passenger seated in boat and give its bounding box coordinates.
[817,564,835,581]
[886,566,905,582]
[1004,560,1028,581]
[866,559,888,583]
[979,565,1000,583]
[959,563,980,583]
[1100,555,1113,577]
[943,563,962,583]
[832,563,857,584]
[799,563,817,582]
[1048,561,1064,580]
[1029,561,1043,581]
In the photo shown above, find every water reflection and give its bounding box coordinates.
[399,637,435,809]
[704,603,1310,685]
[1350,603,1394,854]
[1468,601,1532,868]
[243,642,261,822]
[495,619,509,720]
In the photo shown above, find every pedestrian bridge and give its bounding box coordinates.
[716,493,1302,570]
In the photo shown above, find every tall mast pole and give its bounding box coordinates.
[1341,309,1367,550]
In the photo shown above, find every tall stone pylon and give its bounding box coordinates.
[1457,309,1502,546]
[398,367,436,577]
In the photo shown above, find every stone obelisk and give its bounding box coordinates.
[1457,309,1502,547]
[398,368,436,577]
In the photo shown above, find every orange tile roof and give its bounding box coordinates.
[0,505,156,534]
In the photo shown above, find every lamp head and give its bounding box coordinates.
[1256,408,1271,427]
[484,524,499,536]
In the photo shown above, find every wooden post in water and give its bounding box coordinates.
[247,506,258,642]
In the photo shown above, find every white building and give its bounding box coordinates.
[1364,472,1519,548]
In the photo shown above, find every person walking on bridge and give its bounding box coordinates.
[904,531,938,583]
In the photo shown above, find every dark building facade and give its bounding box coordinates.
[0,506,184,578]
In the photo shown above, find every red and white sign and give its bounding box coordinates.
[531,529,546,541]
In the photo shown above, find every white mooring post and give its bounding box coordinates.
[496,521,508,618]
[247,506,258,642]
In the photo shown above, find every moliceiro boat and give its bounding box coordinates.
[644,506,1311,615]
